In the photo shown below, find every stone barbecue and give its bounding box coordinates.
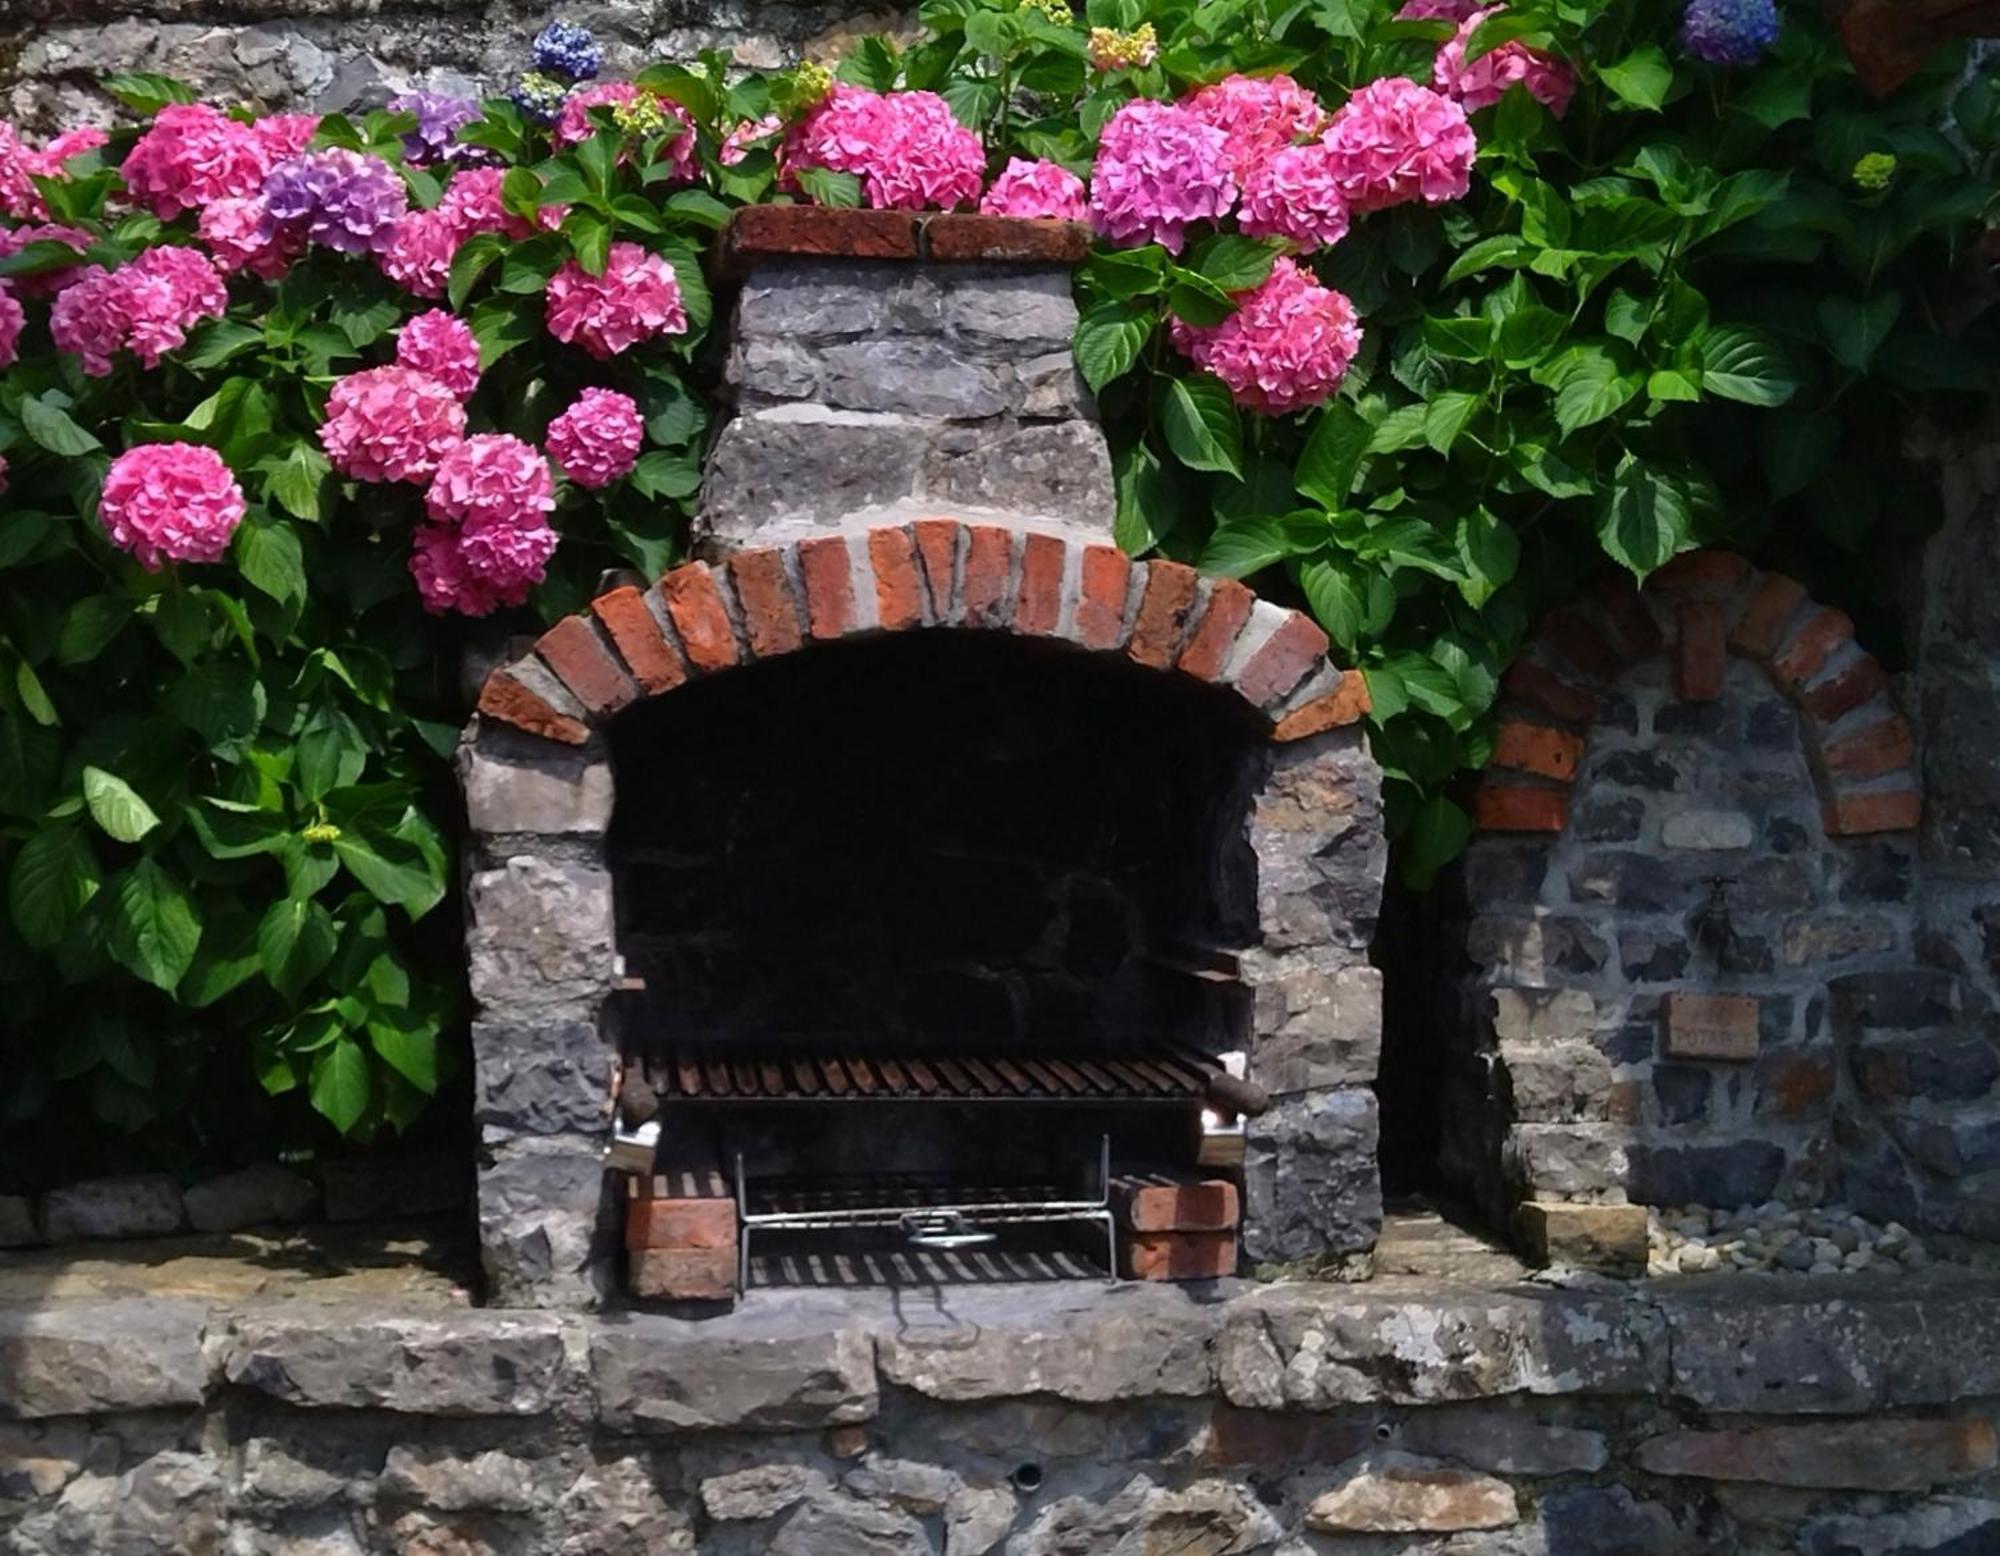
[457,211,1387,1308]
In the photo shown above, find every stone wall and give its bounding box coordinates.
[6,1278,2000,1552]
[1,2,911,133]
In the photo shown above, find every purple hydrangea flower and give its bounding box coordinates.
[511,71,572,126]
[389,91,483,164]
[261,149,409,255]
[1681,0,1780,66]
[532,19,602,82]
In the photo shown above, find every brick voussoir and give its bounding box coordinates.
[795,533,861,640]
[1650,549,1751,594]
[866,525,926,632]
[911,516,962,622]
[535,614,638,718]
[1013,529,1068,638]
[1128,560,1201,669]
[1272,669,1372,742]
[1773,607,1855,689]
[590,585,687,695]
[1503,659,1600,726]
[477,665,591,747]
[726,546,806,660]
[1176,577,1255,681]
[1231,609,1331,710]
[960,523,1017,628]
[1072,542,1134,652]
[659,562,741,675]
[1493,721,1585,782]
[1730,571,1809,659]
[1539,609,1623,686]
[1822,785,1923,835]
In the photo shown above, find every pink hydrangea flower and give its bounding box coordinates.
[376,211,460,298]
[0,282,22,369]
[410,521,522,616]
[319,366,468,484]
[1320,76,1477,213]
[395,309,481,399]
[419,434,560,611]
[545,387,644,488]
[721,114,783,166]
[1089,98,1237,254]
[555,83,698,183]
[120,103,273,219]
[0,221,94,297]
[1435,5,1576,115]
[253,113,321,163]
[0,453,7,498]
[49,246,228,376]
[980,157,1088,221]
[198,196,303,280]
[1183,73,1327,182]
[99,442,247,570]
[1169,257,1362,415]
[785,84,887,185]
[1238,143,1352,251]
[1397,0,1483,19]
[546,242,688,359]
[425,432,556,528]
[0,121,107,220]
[787,86,985,211]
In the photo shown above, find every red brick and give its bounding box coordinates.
[721,548,802,661]
[626,1196,737,1251]
[1013,530,1067,637]
[1800,656,1888,723]
[911,518,960,618]
[726,204,916,263]
[1175,578,1253,680]
[1112,1175,1240,1233]
[629,1247,735,1302]
[1822,715,1914,778]
[1127,561,1200,669]
[868,527,925,631]
[796,535,858,641]
[1822,787,1922,835]
[1474,784,1569,833]
[1272,671,1373,742]
[1541,610,1622,684]
[1773,608,1854,688]
[1234,611,1331,708]
[1073,544,1132,651]
[1652,550,1751,592]
[591,586,687,695]
[1673,600,1727,703]
[476,669,589,746]
[920,213,1092,264]
[961,524,1015,627]
[536,614,638,717]
[1591,579,1664,660]
[660,564,739,674]
[1121,1229,1236,1281]
[1664,993,1760,1061]
[1731,573,1808,659]
[1492,721,1584,782]
[1503,660,1599,726]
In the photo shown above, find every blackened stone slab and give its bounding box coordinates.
[218,1313,569,1415]
[0,1300,208,1419]
[473,1021,615,1137]
[1242,1088,1381,1263]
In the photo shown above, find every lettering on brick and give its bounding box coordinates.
[1664,993,1760,1062]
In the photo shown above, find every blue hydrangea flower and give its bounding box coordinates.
[532,19,603,81]
[1681,0,1781,67]
[511,71,572,126]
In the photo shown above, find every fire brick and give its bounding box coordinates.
[1503,660,1599,726]
[868,527,926,632]
[1822,788,1923,835]
[961,524,1015,627]
[629,1247,735,1303]
[728,204,917,262]
[1127,561,1200,669]
[536,615,638,717]
[1772,608,1855,688]
[660,564,740,673]
[1730,573,1808,659]
[1493,722,1585,782]
[796,535,858,640]
[476,670,589,746]
[921,213,1093,264]
[1112,1175,1240,1233]
[1673,601,1728,703]
[1121,1229,1237,1281]
[911,517,961,618]
[627,1194,738,1251]
[1822,716,1914,778]
[1234,612,1332,709]
[726,548,804,659]
[1474,784,1570,833]
[1176,580,1255,681]
[1073,543,1133,651]
[591,586,687,694]
[1272,671,1373,742]
[1013,530,1067,637]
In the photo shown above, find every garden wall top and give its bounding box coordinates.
[722,206,1094,272]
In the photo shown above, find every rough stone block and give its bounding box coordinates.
[41,1174,185,1241]
[380,1446,544,1512]
[1305,1452,1518,1534]
[1634,1418,1997,1492]
[183,1163,318,1233]
[220,1311,568,1414]
[776,337,1015,418]
[1831,969,1961,1030]
[1121,1230,1238,1281]
[841,1457,960,1515]
[1628,1141,1787,1206]
[1242,1088,1381,1263]
[477,1137,613,1309]
[592,1321,878,1431]
[629,1248,736,1303]
[1664,992,1761,1061]
[459,738,613,836]
[702,1464,831,1521]
[770,1494,934,1556]
[1511,1125,1629,1197]
[1398,1410,1610,1476]
[1500,1042,1615,1122]
[1251,734,1386,955]
[1466,914,1612,982]
[0,1300,209,1419]
[1515,1201,1647,1273]
[1112,1174,1240,1233]
[1247,958,1382,1094]
[922,418,1114,529]
[699,406,928,542]
[1661,809,1754,850]
[474,1021,614,1137]
[467,856,615,1019]
[1540,1486,1722,1556]
[1569,850,1693,911]
[936,264,1080,346]
[1490,988,1598,1046]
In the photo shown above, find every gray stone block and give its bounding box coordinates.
[1510,1124,1629,1197]
[184,1163,318,1233]
[1489,988,1598,1047]
[459,737,613,836]
[41,1174,185,1241]
[1246,956,1381,1094]
[805,338,1017,418]
[920,416,1115,527]
[770,1494,933,1556]
[476,1137,613,1309]
[699,405,928,542]
[0,1300,209,1419]
[1499,1041,1614,1123]
[1629,1140,1788,1206]
[733,264,908,340]
[379,1446,546,1512]
[218,1311,569,1414]
[591,1320,877,1432]
[1251,734,1386,955]
[939,268,1077,352]
[1242,1088,1382,1263]
[473,1020,615,1137]
[466,855,615,1019]
[1538,1486,1724,1556]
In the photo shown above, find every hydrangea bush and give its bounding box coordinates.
[0,0,1994,1167]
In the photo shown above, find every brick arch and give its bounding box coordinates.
[471,517,1373,747]
[1473,549,1920,837]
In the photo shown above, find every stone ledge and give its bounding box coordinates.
[723,206,1092,271]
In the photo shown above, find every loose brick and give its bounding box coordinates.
[476,669,589,746]
[1073,543,1132,651]
[1013,530,1067,637]
[868,527,925,632]
[920,213,1092,264]
[796,535,858,641]
[536,615,638,717]
[1121,1229,1237,1281]
[1663,993,1760,1062]
[1112,1174,1240,1233]
[727,204,916,263]
[1652,550,1751,592]
[1127,561,1200,669]
[1590,579,1664,659]
[1233,611,1331,708]
[1673,600,1727,703]
[1822,715,1914,778]
[660,564,740,674]
[1176,579,1254,680]
[1514,1202,1646,1273]
[911,517,961,619]
[1273,671,1373,741]
[591,586,686,694]
[961,524,1015,627]
[1772,608,1854,688]
[1492,722,1584,782]
[1822,787,1922,835]
[1730,573,1808,658]
[629,1247,735,1303]
[1800,655,1888,722]
[1540,610,1622,684]
[726,548,804,659]
[1474,784,1569,833]
[626,1196,737,1252]
[1502,660,1599,725]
